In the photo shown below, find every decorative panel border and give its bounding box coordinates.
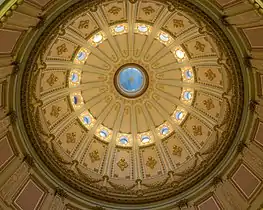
[194,192,223,210]
[13,175,48,210]
[251,118,263,149]
[228,160,262,201]
[0,131,18,171]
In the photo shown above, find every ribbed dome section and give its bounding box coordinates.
[21,0,243,204]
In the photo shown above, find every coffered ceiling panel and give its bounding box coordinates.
[20,0,244,204]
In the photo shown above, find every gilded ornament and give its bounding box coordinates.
[172,145,183,156]
[194,41,205,52]
[117,158,128,171]
[66,132,76,143]
[78,20,89,29]
[146,156,157,169]
[173,19,184,28]
[203,98,215,110]
[205,69,216,81]
[50,105,62,118]
[56,43,68,55]
[46,73,58,86]
[192,125,202,136]
[142,6,155,15]
[108,6,121,15]
[20,0,244,203]
[89,150,100,163]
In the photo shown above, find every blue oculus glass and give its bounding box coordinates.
[141,136,150,143]
[161,127,169,135]
[77,52,86,61]
[73,96,78,104]
[176,112,183,120]
[120,137,128,144]
[119,67,144,93]
[71,73,79,82]
[184,91,192,100]
[99,130,108,138]
[185,70,193,79]
[83,116,91,124]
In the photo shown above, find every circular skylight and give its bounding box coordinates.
[159,33,169,42]
[120,137,128,145]
[83,116,91,124]
[114,64,148,98]
[175,49,185,59]
[99,130,108,138]
[115,25,125,33]
[138,25,148,33]
[184,91,192,100]
[73,96,78,104]
[119,67,143,93]
[185,70,193,79]
[141,136,150,143]
[161,127,169,135]
[176,111,184,120]
[93,34,103,43]
[71,73,79,82]
[77,51,86,61]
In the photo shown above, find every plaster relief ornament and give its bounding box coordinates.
[194,41,206,52]
[89,150,100,163]
[50,105,61,118]
[46,73,58,86]
[117,158,128,171]
[78,20,89,29]
[146,156,157,169]
[173,19,184,28]
[192,125,203,136]
[20,0,244,205]
[56,43,68,55]
[142,6,155,15]
[173,145,183,156]
[108,6,121,15]
[205,69,216,81]
[203,98,215,110]
[66,132,76,143]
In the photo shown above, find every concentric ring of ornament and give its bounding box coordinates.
[68,23,194,146]
[21,0,244,203]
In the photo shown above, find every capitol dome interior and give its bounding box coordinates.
[0,0,263,209]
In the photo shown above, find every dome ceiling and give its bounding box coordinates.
[21,0,243,204]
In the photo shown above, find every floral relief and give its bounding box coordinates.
[108,6,121,15]
[192,125,202,136]
[50,105,62,118]
[172,145,183,156]
[203,98,215,110]
[205,69,216,81]
[146,156,157,169]
[142,6,155,15]
[89,150,100,163]
[173,19,184,28]
[194,41,205,52]
[117,158,128,171]
[56,43,68,55]
[78,20,89,29]
[66,132,76,143]
[46,73,58,87]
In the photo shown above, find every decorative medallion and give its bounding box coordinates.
[89,150,100,163]
[146,156,157,169]
[114,64,149,98]
[20,0,244,204]
[117,158,128,171]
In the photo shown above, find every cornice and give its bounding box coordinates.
[11,0,254,209]
[248,0,263,15]
[0,0,24,28]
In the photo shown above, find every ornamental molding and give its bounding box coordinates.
[17,0,245,205]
